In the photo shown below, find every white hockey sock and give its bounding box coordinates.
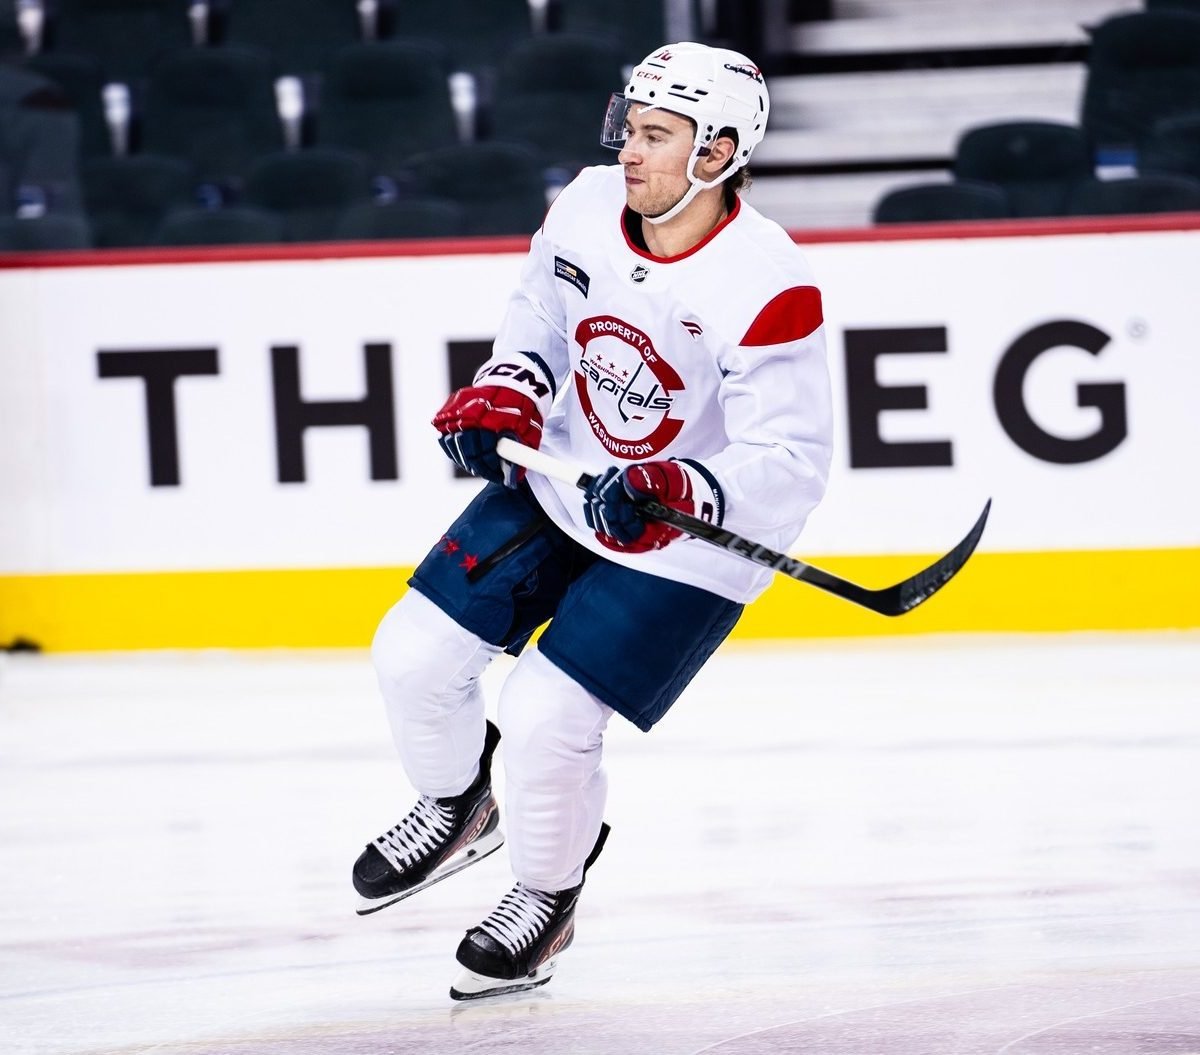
[498,649,612,891]
[371,589,502,799]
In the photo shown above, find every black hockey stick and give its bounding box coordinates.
[496,438,990,617]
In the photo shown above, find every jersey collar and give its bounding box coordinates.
[620,195,742,263]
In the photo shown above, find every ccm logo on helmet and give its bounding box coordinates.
[724,62,763,83]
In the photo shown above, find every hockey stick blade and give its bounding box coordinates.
[495,438,991,617]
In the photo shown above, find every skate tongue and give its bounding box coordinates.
[478,884,558,955]
[374,796,454,872]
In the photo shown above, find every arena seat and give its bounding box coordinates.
[1081,10,1200,161]
[401,141,547,235]
[0,212,91,249]
[490,34,625,172]
[872,181,1010,223]
[82,153,195,247]
[0,64,85,212]
[25,53,114,158]
[333,197,466,240]
[218,0,362,79]
[140,45,284,184]
[243,146,374,242]
[1064,173,1200,215]
[317,41,459,176]
[387,0,533,75]
[155,204,285,245]
[1139,111,1200,180]
[44,0,193,84]
[1144,0,1200,13]
[0,0,21,59]
[554,0,667,65]
[954,120,1092,217]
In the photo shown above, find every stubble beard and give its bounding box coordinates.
[627,182,687,220]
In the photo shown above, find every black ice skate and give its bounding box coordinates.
[449,822,610,1001]
[353,720,503,916]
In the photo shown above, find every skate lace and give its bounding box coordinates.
[477,883,559,955]
[374,795,456,873]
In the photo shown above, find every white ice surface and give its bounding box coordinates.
[1,633,1198,1054]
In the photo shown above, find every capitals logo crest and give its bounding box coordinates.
[574,315,684,459]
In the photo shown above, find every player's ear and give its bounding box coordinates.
[699,134,738,177]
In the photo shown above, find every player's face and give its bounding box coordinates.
[617,105,696,218]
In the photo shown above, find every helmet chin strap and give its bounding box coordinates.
[643,181,704,226]
[643,144,741,226]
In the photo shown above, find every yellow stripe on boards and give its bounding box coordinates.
[1,548,1197,652]
[0,567,412,652]
[739,547,1200,639]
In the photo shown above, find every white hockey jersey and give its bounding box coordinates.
[482,164,833,604]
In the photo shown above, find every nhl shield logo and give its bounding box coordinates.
[630,264,650,283]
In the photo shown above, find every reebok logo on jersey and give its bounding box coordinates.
[554,256,590,297]
[630,264,649,283]
[680,320,703,339]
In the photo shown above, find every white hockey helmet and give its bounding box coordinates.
[602,41,770,222]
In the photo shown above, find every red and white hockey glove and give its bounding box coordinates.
[582,459,723,554]
[432,356,553,487]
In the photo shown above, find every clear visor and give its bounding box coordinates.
[601,93,636,150]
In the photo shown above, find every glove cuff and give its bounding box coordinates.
[473,352,555,420]
[674,458,725,526]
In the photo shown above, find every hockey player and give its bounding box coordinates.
[353,41,833,1000]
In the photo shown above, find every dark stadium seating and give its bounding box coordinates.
[140,45,284,184]
[872,181,1010,223]
[25,52,112,158]
[401,141,547,235]
[43,0,194,84]
[954,120,1092,218]
[1064,173,1200,215]
[82,153,195,247]
[1081,10,1200,160]
[1139,111,1200,180]
[387,0,533,74]
[243,147,374,242]
[20,0,1200,246]
[317,41,460,176]
[554,0,667,65]
[0,211,91,249]
[0,63,84,212]
[333,197,466,240]
[1,1,22,59]
[154,204,285,246]
[491,34,625,171]
[218,0,362,79]
[1144,0,1200,13]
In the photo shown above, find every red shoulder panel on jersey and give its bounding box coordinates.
[740,286,824,347]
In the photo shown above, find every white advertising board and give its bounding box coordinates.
[1,224,1198,580]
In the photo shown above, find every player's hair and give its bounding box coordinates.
[717,127,749,209]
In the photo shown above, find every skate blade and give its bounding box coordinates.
[355,829,504,916]
[448,958,558,1002]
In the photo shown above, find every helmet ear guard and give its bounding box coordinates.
[601,42,769,223]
